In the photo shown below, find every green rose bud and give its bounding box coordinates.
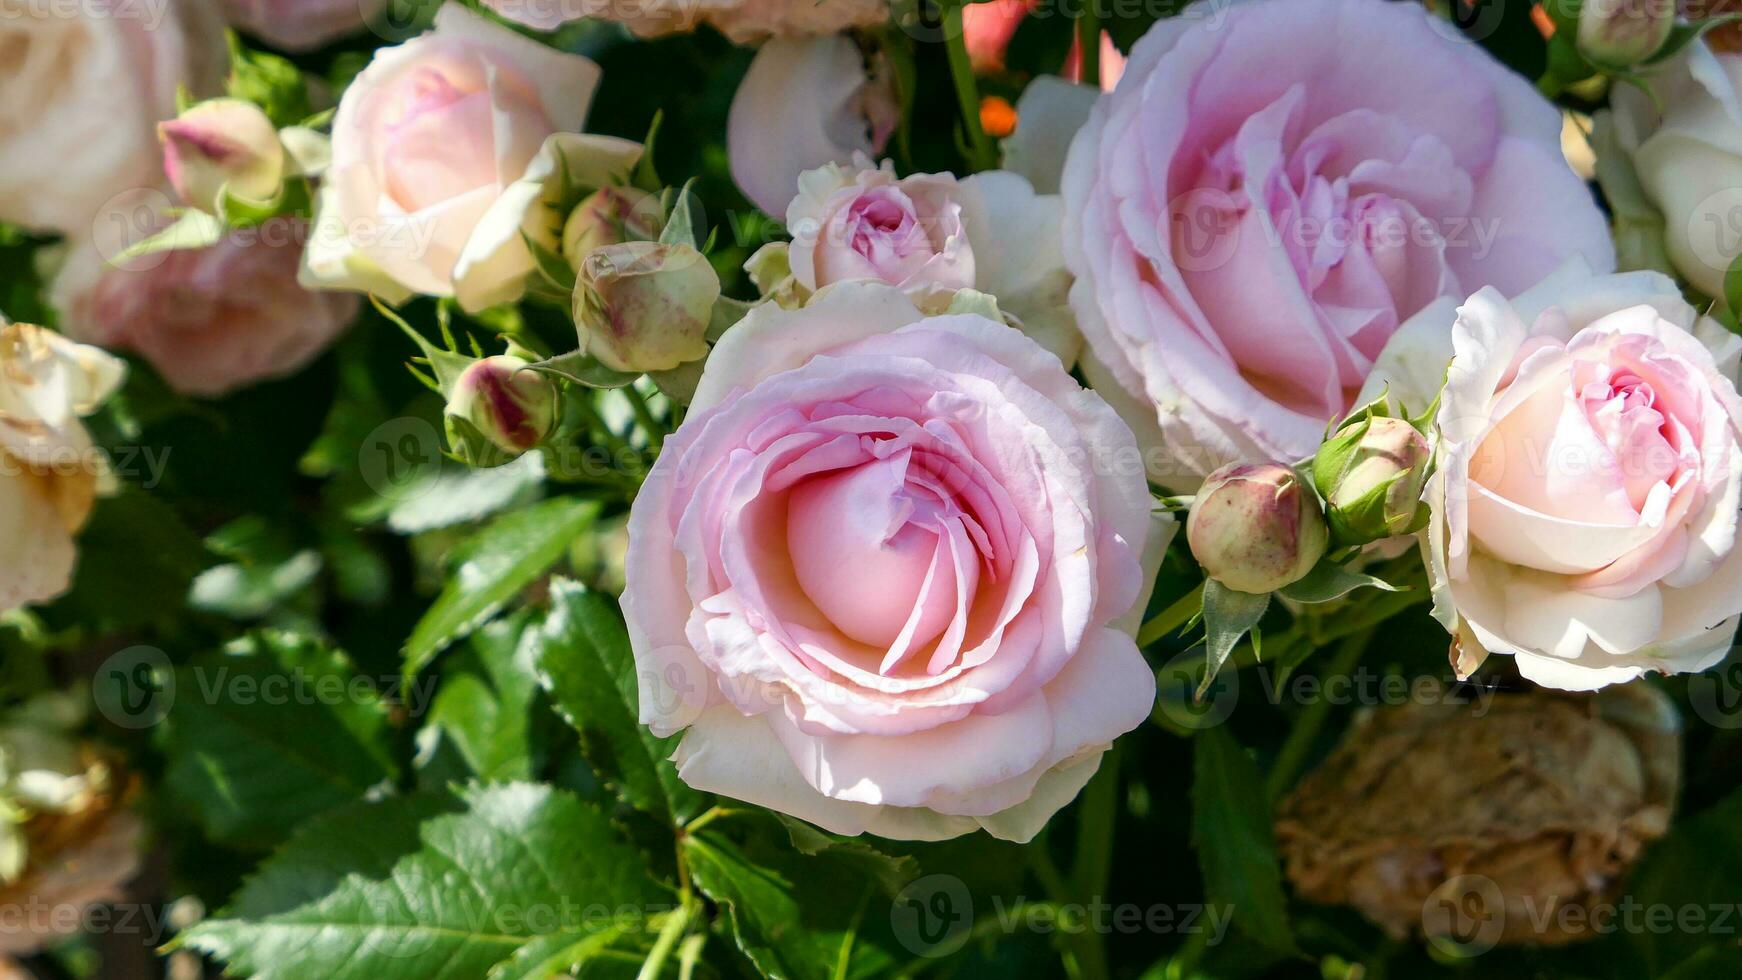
[561,186,661,261]
[444,354,558,465]
[574,241,718,373]
[1577,0,1676,69]
[1187,462,1328,594]
[1312,414,1431,546]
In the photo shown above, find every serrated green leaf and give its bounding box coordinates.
[162,632,398,849]
[1276,559,1402,604]
[1190,727,1296,955]
[419,613,544,783]
[685,833,899,980]
[533,580,706,826]
[773,814,917,897]
[1199,580,1269,698]
[485,924,632,980]
[181,782,668,980]
[402,496,600,682]
[385,452,546,535]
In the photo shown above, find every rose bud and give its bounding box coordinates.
[444,354,558,464]
[573,241,719,373]
[1186,462,1328,593]
[1312,414,1431,546]
[1576,0,1676,68]
[561,186,661,261]
[1277,683,1679,947]
[158,98,286,214]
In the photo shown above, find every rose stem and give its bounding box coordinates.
[943,5,999,172]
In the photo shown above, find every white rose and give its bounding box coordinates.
[1610,37,1742,299]
[1423,260,1742,690]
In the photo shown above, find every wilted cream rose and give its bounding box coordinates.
[0,324,125,614]
[301,4,604,306]
[1277,683,1679,948]
[0,694,142,955]
[0,0,226,234]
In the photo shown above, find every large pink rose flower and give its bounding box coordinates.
[1425,262,1742,690]
[623,283,1165,840]
[1061,0,1615,488]
[53,219,357,398]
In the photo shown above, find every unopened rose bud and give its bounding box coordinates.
[1577,0,1676,68]
[574,241,718,373]
[445,355,558,462]
[561,187,660,261]
[1312,415,1431,546]
[158,99,286,214]
[1187,462,1328,594]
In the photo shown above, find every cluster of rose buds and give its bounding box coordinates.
[1185,407,1432,593]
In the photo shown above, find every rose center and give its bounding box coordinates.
[785,454,977,659]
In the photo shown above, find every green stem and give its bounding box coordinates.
[1069,746,1119,980]
[637,898,694,980]
[1137,580,1205,648]
[1264,625,1375,801]
[622,383,666,453]
[1076,0,1103,88]
[943,5,997,171]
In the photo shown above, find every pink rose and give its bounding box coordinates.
[789,161,974,294]
[0,0,225,235]
[1061,0,1615,489]
[623,282,1166,840]
[1425,262,1742,690]
[727,35,896,217]
[302,4,602,305]
[222,0,383,52]
[52,218,357,398]
[787,160,1083,364]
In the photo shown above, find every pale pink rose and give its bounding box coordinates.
[727,34,896,217]
[302,4,602,305]
[789,161,974,294]
[0,0,225,235]
[1061,0,1615,489]
[788,159,1082,364]
[623,282,1168,841]
[480,0,889,43]
[53,218,357,398]
[1424,261,1742,691]
[223,0,383,52]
